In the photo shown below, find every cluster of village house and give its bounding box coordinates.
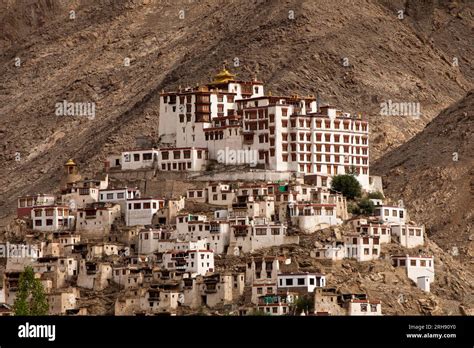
[0,68,434,316]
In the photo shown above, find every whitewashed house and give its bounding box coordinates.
[356,222,391,244]
[121,149,159,170]
[158,147,208,172]
[99,187,140,212]
[31,206,75,232]
[374,205,407,224]
[391,224,424,248]
[161,249,214,276]
[344,235,380,262]
[346,299,382,316]
[76,204,121,236]
[277,272,326,293]
[207,183,235,206]
[17,194,56,218]
[228,218,298,255]
[125,198,165,226]
[392,255,434,292]
[137,228,173,255]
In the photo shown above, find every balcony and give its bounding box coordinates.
[233,226,249,237]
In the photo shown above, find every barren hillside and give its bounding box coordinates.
[373,90,474,265]
[0,0,473,226]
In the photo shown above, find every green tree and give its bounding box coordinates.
[330,174,362,199]
[358,197,375,215]
[348,201,360,215]
[367,191,384,200]
[294,295,314,315]
[14,266,49,316]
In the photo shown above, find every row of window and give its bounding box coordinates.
[101,192,125,200]
[278,132,369,144]
[270,142,369,155]
[124,152,155,162]
[279,277,317,286]
[280,153,368,165]
[127,202,160,210]
[254,228,282,236]
[350,237,380,245]
[188,190,204,198]
[376,209,404,218]
[289,163,368,175]
[394,259,432,267]
[34,209,69,217]
[18,198,55,208]
[347,247,379,256]
[359,304,378,312]
[401,229,422,236]
[34,219,70,227]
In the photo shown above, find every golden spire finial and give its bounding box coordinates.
[212,63,236,84]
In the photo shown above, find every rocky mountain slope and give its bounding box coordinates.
[373,90,473,266]
[214,227,473,315]
[0,0,473,227]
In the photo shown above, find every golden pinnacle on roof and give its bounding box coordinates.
[212,63,236,84]
[65,159,76,166]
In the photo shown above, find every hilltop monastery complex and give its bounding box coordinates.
[0,68,434,316]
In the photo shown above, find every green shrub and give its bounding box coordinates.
[331,175,362,200]
[367,191,384,200]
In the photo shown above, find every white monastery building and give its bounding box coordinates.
[157,67,370,189]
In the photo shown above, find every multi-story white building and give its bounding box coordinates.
[161,249,214,276]
[392,255,434,292]
[137,228,172,255]
[61,186,99,211]
[374,205,407,224]
[158,147,208,171]
[17,194,56,218]
[158,67,370,189]
[121,149,159,171]
[356,222,391,244]
[76,204,121,236]
[125,198,165,226]
[344,235,380,262]
[288,202,341,232]
[99,187,140,212]
[31,206,75,232]
[391,224,424,248]
[207,183,235,206]
[277,272,326,293]
[175,214,231,254]
[228,218,298,255]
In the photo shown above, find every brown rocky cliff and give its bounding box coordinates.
[0,0,472,228]
[373,90,474,265]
